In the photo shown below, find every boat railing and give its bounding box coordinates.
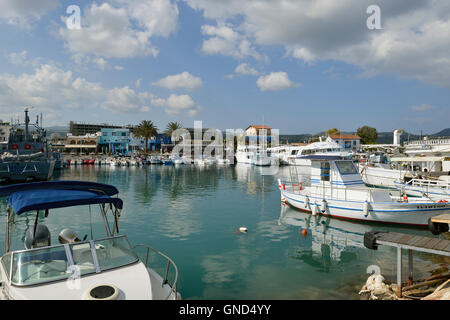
[403,178,450,190]
[133,244,179,300]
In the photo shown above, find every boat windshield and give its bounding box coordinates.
[335,160,358,174]
[7,235,138,286]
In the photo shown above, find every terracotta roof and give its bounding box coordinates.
[329,134,360,140]
[246,125,271,130]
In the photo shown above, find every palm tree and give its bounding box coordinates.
[165,121,182,136]
[135,120,158,154]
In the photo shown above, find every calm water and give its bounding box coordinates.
[0,164,446,299]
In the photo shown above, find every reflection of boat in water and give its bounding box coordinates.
[278,204,425,271]
[0,181,180,300]
[0,109,55,182]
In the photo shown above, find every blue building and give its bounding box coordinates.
[148,134,172,152]
[98,128,130,154]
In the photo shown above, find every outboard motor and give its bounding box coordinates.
[24,224,51,249]
[58,228,82,244]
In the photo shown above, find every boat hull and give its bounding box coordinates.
[0,160,55,182]
[280,188,450,227]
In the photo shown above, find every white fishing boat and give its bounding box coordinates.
[0,181,180,300]
[393,177,450,201]
[359,156,449,189]
[277,156,450,226]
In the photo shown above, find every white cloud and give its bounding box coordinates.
[411,104,436,112]
[185,0,450,89]
[58,1,179,60]
[151,93,199,115]
[200,24,262,60]
[8,50,42,67]
[235,63,259,76]
[152,72,203,90]
[0,0,59,29]
[256,72,300,91]
[0,64,153,122]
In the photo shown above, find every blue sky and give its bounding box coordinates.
[0,0,449,134]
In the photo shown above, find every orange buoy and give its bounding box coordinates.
[301,229,308,237]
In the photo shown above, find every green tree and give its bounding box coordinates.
[135,120,158,154]
[357,126,378,144]
[326,128,341,136]
[165,121,183,136]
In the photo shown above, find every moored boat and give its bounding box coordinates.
[278,156,450,226]
[0,181,180,300]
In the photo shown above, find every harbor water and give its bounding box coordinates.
[0,164,446,299]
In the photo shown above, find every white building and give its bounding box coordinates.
[326,134,361,152]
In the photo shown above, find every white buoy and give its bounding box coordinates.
[363,201,370,217]
[238,227,248,233]
[321,199,328,213]
[311,204,318,216]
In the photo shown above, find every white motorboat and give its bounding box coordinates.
[393,177,450,201]
[0,181,180,300]
[278,156,450,226]
[287,141,353,166]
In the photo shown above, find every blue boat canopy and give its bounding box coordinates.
[0,181,123,215]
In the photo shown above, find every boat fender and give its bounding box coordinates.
[403,194,408,203]
[363,231,387,250]
[311,203,318,216]
[321,199,327,213]
[304,196,310,209]
[363,201,370,217]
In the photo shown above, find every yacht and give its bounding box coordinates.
[0,181,180,300]
[286,141,353,166]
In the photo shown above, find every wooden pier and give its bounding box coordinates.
[364,230,450,297]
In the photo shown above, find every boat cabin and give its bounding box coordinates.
[307,156,365,188]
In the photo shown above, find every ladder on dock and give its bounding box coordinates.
[364,231,450,297]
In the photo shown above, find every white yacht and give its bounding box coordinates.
[0,181,180,300]
[236,145,278,166]
[286,141,353,166]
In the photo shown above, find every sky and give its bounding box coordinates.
[0,0,449,135]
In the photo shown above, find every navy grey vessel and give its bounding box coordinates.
[0,108,55,182]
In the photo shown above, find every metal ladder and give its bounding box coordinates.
[288,158,300,193]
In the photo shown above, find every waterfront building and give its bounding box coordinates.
[243,125,272,146]
[98,128,130,154]
[64,133,99,154]
[69,121,135,136]
[0,120,11,152]
[326,134,361,152]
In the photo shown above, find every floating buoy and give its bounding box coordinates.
[301,229,308,237]
[321,199,328,213]
[238,227,248,233]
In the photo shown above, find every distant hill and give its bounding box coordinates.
[431,128,450,137]
[45,126,69,137]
